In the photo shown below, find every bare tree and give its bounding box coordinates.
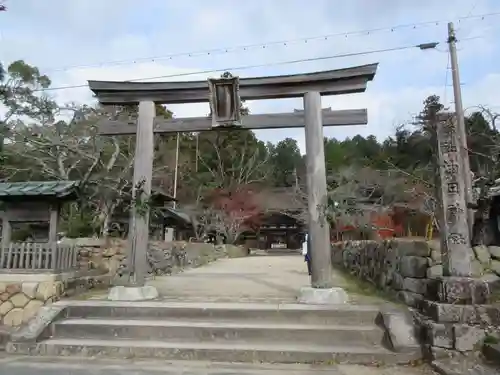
[4,104,138,236]
[183,184,263,244]
[195,131,270,192]
[319,167,434,239]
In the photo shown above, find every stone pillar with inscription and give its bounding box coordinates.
[431,112,491,306]
[419,113,494,357]
[436,112,475,277]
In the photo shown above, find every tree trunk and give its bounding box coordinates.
[98,204,115,238]
[101,214,110,238]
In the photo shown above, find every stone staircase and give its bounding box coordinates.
[7,300,420,365]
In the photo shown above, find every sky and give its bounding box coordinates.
[1,0,500,153]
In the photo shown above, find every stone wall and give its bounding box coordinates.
[0,270,108,327]
[331,238,500,356]
[331,239,500,308]
[473,244,500,276]
[331,239,443,308]
[0,282,51,327]
[78,239,248,277]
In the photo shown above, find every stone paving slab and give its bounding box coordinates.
[432,358,498,375]
[0,356,438,375]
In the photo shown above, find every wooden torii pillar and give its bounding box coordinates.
[89,63,378,300]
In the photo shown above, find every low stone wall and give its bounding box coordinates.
[78,240,248,277]
[0,270,109,327]
[77,239,125,275]
[472,244,500,276]
[0,282,50,327]
[331,238,500,356]
[331,239,500,308]
[331,239,443,307]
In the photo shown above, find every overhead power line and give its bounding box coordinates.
[36,42,440,93]
[40,10,500,74]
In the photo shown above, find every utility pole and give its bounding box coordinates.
[447,22,474,235]
[195,132,199,172]
[172,132,180,209]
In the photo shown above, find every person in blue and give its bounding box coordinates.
[302,233,311,276]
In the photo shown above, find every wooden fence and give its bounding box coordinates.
[0,242,79,272]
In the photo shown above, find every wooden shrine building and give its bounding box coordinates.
[0,181,81,272]
[108,187,176,239]
[161,207,195,241]
[0,181,80,247]
[239,187,307,250]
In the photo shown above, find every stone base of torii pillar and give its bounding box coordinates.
[298,287,349,305]
[108,285,159,301]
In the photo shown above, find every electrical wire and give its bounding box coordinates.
[36,35,485,93]
[465,0,481,18]
[34,43,435,93]
[39,10,500,74]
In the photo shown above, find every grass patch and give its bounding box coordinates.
[484,335,499,345]
[333,266,403,305]
[67,285,109,300]
[489,289,500,303]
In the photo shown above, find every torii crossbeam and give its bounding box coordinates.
[88,63,378,301]
[97,108,368,135]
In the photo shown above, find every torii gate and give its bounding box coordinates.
[89,63,378,301]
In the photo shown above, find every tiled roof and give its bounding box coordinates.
[0,180,80,198]
[151,189,175,202]
[246,187,306,211]
[162,207,192,224]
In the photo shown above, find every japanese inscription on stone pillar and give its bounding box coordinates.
[436,112,474,277]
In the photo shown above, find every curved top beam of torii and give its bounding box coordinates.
[88,63,378,105]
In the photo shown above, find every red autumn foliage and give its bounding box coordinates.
[333,211,403,241]
[206,186,263,229]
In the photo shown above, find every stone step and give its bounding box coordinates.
[159,296,297,304]
[265,250,301,255]
[63,301,380,326]
[0,357,346,375]
[9,338,418,365]
[52,318,383,346]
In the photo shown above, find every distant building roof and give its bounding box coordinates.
[87,181,176,204]
[250,187,306,212]
[0,180,80,200]
[162,207,192,224]
[150,189,176,203]
[120,185,175,203]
